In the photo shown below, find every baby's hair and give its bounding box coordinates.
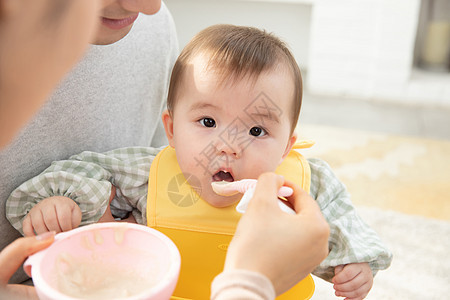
[167,24,302,133]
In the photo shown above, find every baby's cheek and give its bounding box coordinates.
[177,153,197,172]
[247,163,276,179]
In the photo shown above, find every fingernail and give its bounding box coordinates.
[35,231,56,241]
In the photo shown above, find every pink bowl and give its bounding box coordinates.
[24,223,180,300]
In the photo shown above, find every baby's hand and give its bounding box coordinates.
[332,262,373,300]
[22,196,82,236]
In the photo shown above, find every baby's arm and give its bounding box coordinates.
[22,196,81,236]
[23,184,119,236]
[6,158,113,235]
[6,147,158,235]
[332,263,373,300]
[307,158,392,282]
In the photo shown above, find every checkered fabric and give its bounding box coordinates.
[6,147,161,233]
[308,158,392,281]
[6,148,392,282]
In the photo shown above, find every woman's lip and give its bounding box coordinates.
[101,14,139,30]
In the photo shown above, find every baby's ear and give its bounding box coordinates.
[162,110,175,148]
[280,132,297,162]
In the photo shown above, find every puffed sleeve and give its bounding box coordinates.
[6,147,160,235]
[308,158,393,282]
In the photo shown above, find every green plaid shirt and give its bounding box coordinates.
[6,147,392,282]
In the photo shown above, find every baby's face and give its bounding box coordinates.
[163,55,296,207]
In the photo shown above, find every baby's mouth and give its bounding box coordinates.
[212,170,234,182]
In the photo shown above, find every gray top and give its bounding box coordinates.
[0,3,178,283]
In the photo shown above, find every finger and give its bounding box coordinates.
[283,179,321,215]
[334,272,367,293]
[247,173,284,211]
[57,205,74,232]
[343,297,365,300]
[22,215,35,237]
[332,264,345,284]
[335,280,371,300]
[334,264,345,277]
[42,204,63,233]
[71,205,82,229]
[0,233,54,285]
[29,210,50,235]
[332,264,361,284]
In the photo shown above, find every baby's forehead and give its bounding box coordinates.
[187,51,294,91]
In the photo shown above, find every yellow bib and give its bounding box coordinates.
[147,141,315,300]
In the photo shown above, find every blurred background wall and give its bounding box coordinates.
[165,0,450,140]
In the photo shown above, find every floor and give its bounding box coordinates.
[298,91,450,221]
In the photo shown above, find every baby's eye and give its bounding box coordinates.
[199,117,216,128]
[249,126,267,137]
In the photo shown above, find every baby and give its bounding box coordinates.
[161,25,300,208]
[7,24,391,299]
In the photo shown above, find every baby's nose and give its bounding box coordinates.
[214,139,242,159]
